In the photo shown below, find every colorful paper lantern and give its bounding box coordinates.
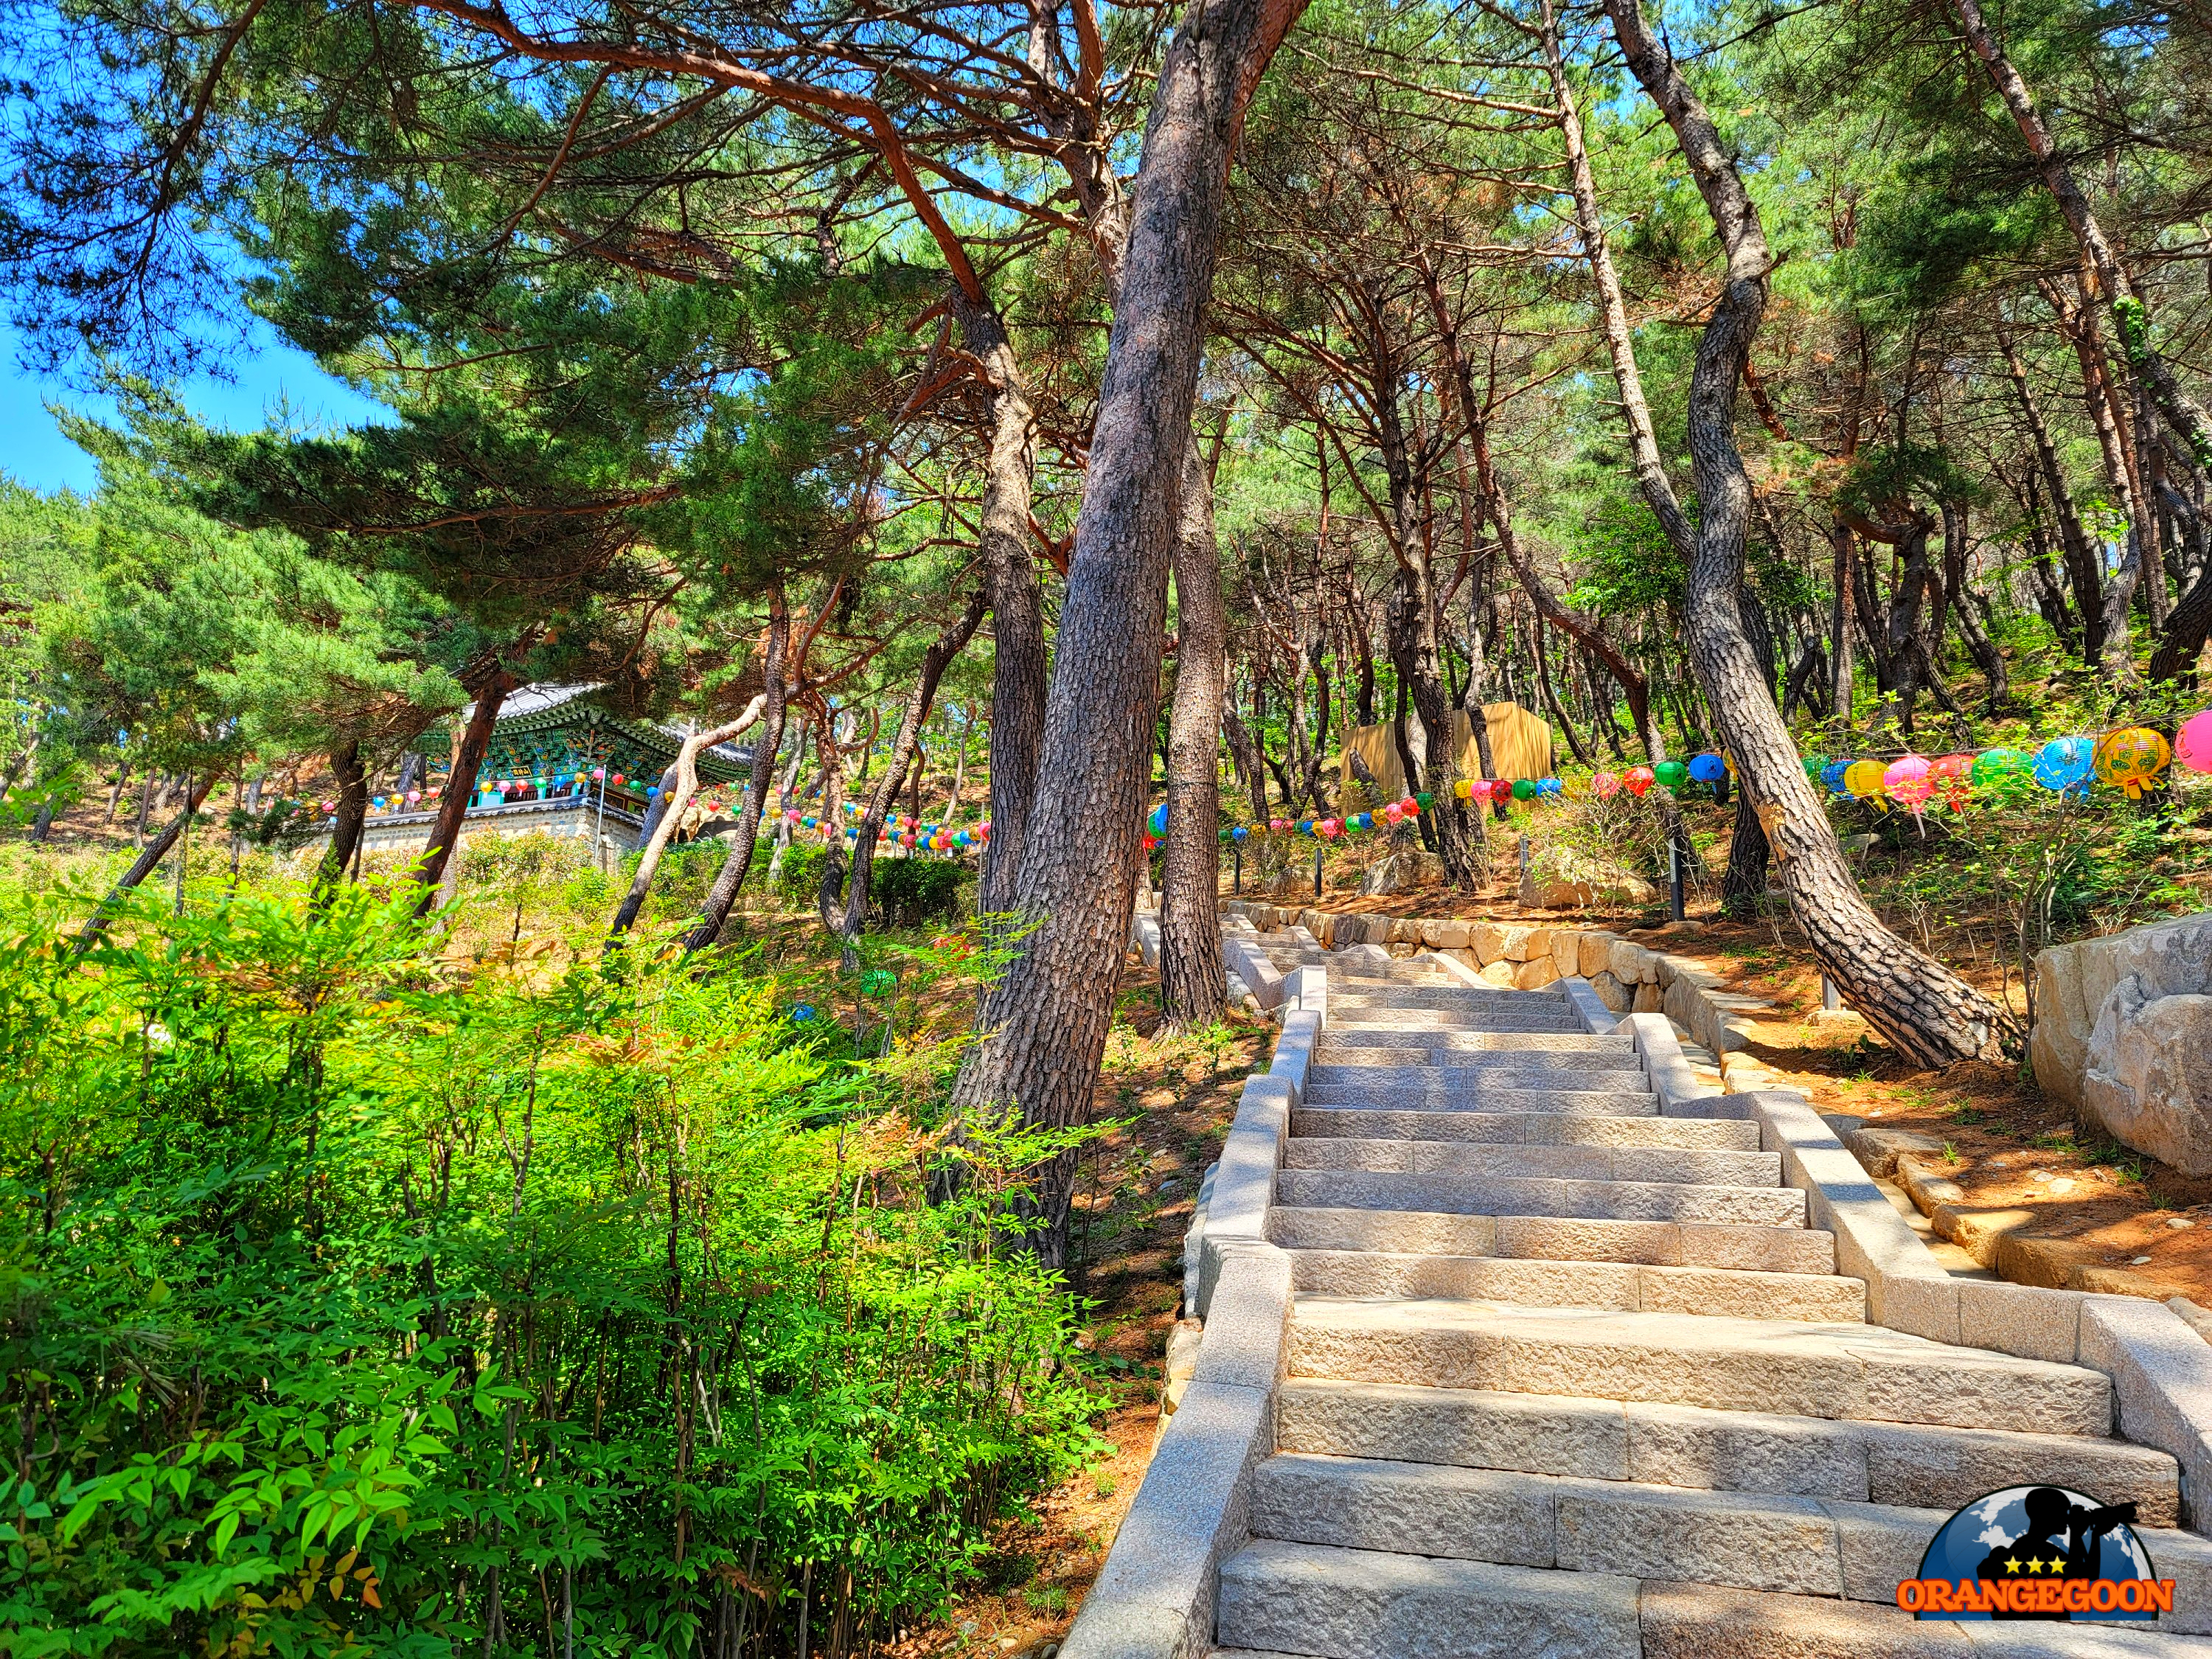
[1623,765,1655,798]
[2034,737,2096,793]
[1801,756,1827,782]
[1147,803,1168,836]
[1415,793,1433,810]
[1688,753,1727,784]
[1356,811,1374,830]
[1316,818,1338,839]
[1537,777,1562,799]
[1511,779,1535,801]
[1231,824,1249,840]
[1399,796,1420,817]
[1970,748,2030,787]
[1295,818,1313,835]
[1594,771,1621,799]
[1884,754,1933,815]
[2175,709,2212,773]
[1820,761,1849,795]
[1843,759,1887,799]
[1927,754,1972,812]
[1653,759,1688,791]
[2094,726,2171,799]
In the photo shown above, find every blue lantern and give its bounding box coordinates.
[1295,818,1313,835]
[1820,761,1850,795]
[1147,803,1169,835]
[1537,776,1563,798]
[1688,753,1727,784]
[1231,824,1248,840]
[1356,811,1374,830]
[2034,736,2096,794]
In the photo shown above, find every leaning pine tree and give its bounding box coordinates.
[1599,0,2011,1065]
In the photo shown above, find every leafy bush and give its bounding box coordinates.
[0,881,1100,1657]
[871,857,970,927]
[776,841,827,908]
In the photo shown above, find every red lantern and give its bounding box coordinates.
[1624,765,1656,798]
[1398,795,1419,817]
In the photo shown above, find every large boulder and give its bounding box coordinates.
[2033,911,2212,1107]
[1360,851,1443,894]
[1528,844,1658,911]
[2082,977,2212,1175]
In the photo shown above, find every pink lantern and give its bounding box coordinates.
[591,767,605,781]
[1383,803,1404,824]
[320,799,335,814]
[1270,817,1288,833]
[404,790,421,805]
[1593,771,1621,800]
[1884,754,1934,817]
[2178,708,2212,773]
[1317,818,1339,839]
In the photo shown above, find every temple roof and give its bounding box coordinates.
[417,685,751,785]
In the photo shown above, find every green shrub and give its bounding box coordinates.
[0,880,1101,1657]
[872,856,970,926]
[776,840,827,907]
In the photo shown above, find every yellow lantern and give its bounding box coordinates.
[2093,726,2171,799]
[1843,759,1888,800]
[1453,778,1472,799]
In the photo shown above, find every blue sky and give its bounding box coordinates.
[0,324,388,496]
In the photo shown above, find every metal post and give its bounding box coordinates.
[1234,843,1242,893]
[1669,838,1686,922]
[1822,973,1842,1011]
[1313,846,1324,897]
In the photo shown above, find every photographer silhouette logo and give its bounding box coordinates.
[1898,1484,2174,1622]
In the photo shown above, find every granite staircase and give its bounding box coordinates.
[1208,952,2208,1659]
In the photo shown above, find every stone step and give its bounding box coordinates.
[1293,1106,1757,1149]
[1332,987,1571,1009]
[1214,1567,2212,1659]
[1310,1048,1646,1073]
[1216,1540,1640,1659]
[1325,1016,1601,1038]
[1284,1138,1783,1189]
[1250,1453,2212,1626]
[1275,1169,1807,1228]
[1289,1300,2112,1435]
[1298,1083,1660,1115]
[1287,1250,1865,1321]
[1307,1065,1655,1097]
[1632,1579,2212,1658]
[1273,1378,2182,1524]
[1268,1206,1837,1273]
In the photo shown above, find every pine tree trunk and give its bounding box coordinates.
[411,672,516,914]
[77,771,217,947]
[953,296,1049,919]
[686,595,790,951]
[313,740,369,914]
[844,593,985,942]
[608,696,768,936]
[1160,440,1228,1033]
[813,710,850,933]
[1606,0,2011,1065]
[945,0,1310,1265]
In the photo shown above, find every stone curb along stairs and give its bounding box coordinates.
[1061,928,2212,1659]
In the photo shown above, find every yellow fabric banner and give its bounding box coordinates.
[1335,704,1552,803]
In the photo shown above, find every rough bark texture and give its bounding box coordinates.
[1606,0,2011,1066]
[2003,338,2104,664]
[412,671,517,913]
[311,740,369,913]
[1159,439,1229,1032]
[686,595,790,953]
[946,0,1308,1265]
[1828,520,1857,723]
[843,591,986,941]
[813,710,849,934]
[953,295,1049,918]
[77,771,217,948]
[1941,502,2009,709]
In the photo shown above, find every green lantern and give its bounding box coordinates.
[859,968,897,997]
[1971,747,2031,785]
[1510,778,1535,801]
[1653,759,1688,790]
[1415,791,1433,810]
[1801,756,1826,781]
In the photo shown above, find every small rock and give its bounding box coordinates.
[1000,1640,1019,1650]
[2134,1256,2154,1265]
[2170,1216,2198,1229]
[2049,1178,2075,1194]
[959,1622,979,1638]
[1157,1178,1180,1196]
